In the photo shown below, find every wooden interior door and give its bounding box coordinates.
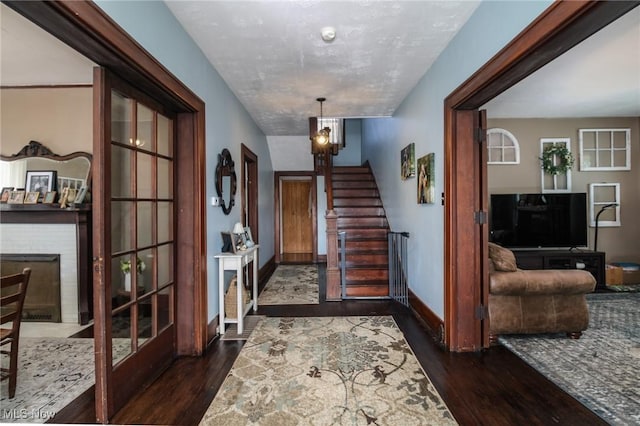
[93,67,176,421]
[281,180,313,254]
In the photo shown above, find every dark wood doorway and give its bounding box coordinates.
[241,144,259,244]
[443,1,638,351]
[5,1,208,421]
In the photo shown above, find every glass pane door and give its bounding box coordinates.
[110,90,175,365]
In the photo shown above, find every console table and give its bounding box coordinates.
[215,245,259,335]
[513,249,605,291]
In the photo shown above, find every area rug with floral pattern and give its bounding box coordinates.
[258,264,319,305]
[0,338,130,423]
[200,316,457,425]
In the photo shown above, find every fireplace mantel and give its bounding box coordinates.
[0,204,92,324]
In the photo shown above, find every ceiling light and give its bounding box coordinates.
[313,97,331,146]
[321,26,336,43]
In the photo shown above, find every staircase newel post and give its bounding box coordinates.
[325,209,341,301]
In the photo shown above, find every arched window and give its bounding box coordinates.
[487,128,520,164]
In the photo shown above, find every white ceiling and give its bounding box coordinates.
[164,0,480,135]
[2,2,639,136]
[484,6,640,119]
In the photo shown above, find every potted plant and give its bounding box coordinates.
[120,257,146,291]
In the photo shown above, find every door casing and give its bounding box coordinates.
[4,1,208,421]
[443,1,638,351]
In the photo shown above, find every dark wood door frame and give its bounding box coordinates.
[5,1,208,421]
[443,1,639,351]
[241,144,259,243]
[274,172,318,264]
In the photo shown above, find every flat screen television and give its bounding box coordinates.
[490,193,588,249]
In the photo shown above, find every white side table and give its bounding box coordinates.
[215,244,259,335]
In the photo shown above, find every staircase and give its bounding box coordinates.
[332,165,389,298]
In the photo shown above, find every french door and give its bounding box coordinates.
[93,68,177,420]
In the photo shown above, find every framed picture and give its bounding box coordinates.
[8,190,25,204]
[243,226,255,247]
[220,231,237,253]
[43,191,57,204]
[24,191,40,204]
[67,188,78,204]
[417,153,435,204]
[25,170,57,200]
[1,187,13,203]
[401,143,415,180]
[76,186,88,204]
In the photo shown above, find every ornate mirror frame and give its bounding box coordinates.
[1,140,93,189]
[215,148,236,215]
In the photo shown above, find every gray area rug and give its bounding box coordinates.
[200,316,457,425]
[499,293,640,425]
[258,264,319,305]
[0,338,130,423]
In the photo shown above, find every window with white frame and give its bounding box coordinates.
[579,128,630,171]
[487,128,520,164]
[589,183,620,227]
[540,138,572,193]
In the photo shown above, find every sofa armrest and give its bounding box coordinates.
[490,269,596,295]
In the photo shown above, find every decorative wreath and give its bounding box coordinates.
[540,145,574,175]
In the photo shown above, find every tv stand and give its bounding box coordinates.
[512,249,605,291]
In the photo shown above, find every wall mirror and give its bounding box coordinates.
[0,140,92,194]
[215,148,236,215]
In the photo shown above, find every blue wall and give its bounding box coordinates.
[334,119,362,166]
[95,1,275,323]
[361,1,552,317]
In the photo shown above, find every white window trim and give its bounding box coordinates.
[589,183,621,227]
[579,128,631,171]
[487,128,520,164]
[540,138,572,193]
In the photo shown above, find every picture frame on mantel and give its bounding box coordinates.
[0,187,13,203]
[25,170,57,200]
[8,190,25,204]
[24,191,40,204]
[43,191,57,204]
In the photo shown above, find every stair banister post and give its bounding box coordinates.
[325,209,341,300]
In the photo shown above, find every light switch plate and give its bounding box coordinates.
[211,196,220,207]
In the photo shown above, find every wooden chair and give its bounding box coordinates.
[1,268,31,398]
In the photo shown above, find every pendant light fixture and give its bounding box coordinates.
[314,97,331,146]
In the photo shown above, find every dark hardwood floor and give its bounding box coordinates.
[51,265,605,425]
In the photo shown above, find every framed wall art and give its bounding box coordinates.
[417,153,435,204]
[400,143,415,180]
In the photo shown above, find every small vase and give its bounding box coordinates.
[124,273,131,291]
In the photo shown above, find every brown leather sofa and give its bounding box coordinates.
[488,243,596,341]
